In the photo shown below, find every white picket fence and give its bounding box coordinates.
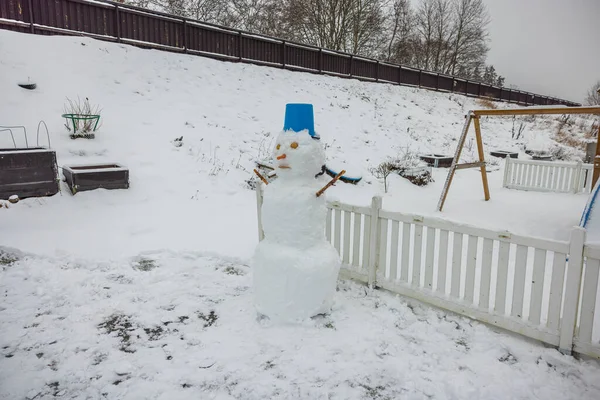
[503,157,593,194]
[256,187,600,359]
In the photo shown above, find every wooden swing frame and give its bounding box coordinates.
[437,105,600,212]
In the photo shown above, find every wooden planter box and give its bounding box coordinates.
[62,163,129,194]
[419,154,454,168]
[0,147,59,200]
[491,150,518,159]
[532,155,552,161]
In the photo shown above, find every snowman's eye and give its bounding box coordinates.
[290,142,299,149]
[276,144,281,150]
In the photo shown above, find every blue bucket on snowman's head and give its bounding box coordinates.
[283,103,320,139]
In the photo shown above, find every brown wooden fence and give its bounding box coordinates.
[0,0,580,107]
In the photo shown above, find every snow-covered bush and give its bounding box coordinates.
[372,147,434,189]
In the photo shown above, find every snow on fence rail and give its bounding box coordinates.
[256,186,600,359]
[503,158,593,194]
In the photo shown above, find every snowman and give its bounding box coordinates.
[252,104,342,322]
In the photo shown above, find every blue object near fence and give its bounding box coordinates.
[283,103,318,138]
[580,177,600,228]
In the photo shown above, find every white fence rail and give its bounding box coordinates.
[255,186,600,359]
[503,158,593,194]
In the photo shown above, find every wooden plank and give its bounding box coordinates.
[334,208,342,253]
[437,229,449,293]
[379,218,389,279]
[437,115,473,211]
[511,245,528,319]
[473,116,490,201]
[342,210,351,264]
[367,197,382,288]
[529,249,547,325]
[479,238,494,309]
[542,164,549,189]
[573,339,600,359]
[472,106,600,117]
[585,245,600,260]
[455,162,485,170]
[552,166,559,191]
[526,163,534,187]
[495,241,510,315]
[464,235,478,303]
[327,201,372,215]
[519,163,527,186]
[362,215,371,269]
[400,223,411,282]
[376,279,560,347]
[412,224,423,287]
[352,213,362,268]
[424,227,435,290]
[451,233,463,298]
[389,220,400,281]
[559,227,586,353]
[547,252,567,331]
[578,258,600,343]
[378,210,569,253]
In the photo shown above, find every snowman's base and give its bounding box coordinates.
[252,239,341,323]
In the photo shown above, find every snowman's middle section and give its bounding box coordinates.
[261,180,328,249]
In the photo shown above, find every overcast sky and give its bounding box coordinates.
[482,0,600,103]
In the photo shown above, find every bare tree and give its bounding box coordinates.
[385,0,413,63]
[585,81,600,106]
[281,0,385,56]
[447,0,489,76]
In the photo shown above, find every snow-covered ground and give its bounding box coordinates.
[1,29,600,399]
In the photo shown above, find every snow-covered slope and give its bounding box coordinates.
[0,29,591,258]
[1,29,600,400]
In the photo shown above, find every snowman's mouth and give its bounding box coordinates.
[278,165,291,169]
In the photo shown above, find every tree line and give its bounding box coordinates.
[124,0,506,87]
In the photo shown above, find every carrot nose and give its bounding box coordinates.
[277,154,287,160]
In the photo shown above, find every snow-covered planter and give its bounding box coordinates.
[0,147,59,200]
[62,163,129,194]
[490,150,518,159]
[419,154,454,168]
[62,97,102,139]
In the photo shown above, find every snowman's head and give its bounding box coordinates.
[273,129,325,180]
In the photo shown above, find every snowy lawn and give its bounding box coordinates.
[2,249,600,400]
[1,29,600,399]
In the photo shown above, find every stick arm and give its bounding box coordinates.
[316,170,345,197]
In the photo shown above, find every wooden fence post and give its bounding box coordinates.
[368,196,383,289]
[559,226,586,355]
[318,48,323,73]
[256,183,265,241]
[572,162,582,194]
[115,5,121,42]
[503,156,511,188]
[182,19,187,52]
[27,0,34,33]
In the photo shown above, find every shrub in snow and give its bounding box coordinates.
[62,96,102,139]
[371,148,434,190]
[370,161,394,193]
[389,147,434,187]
